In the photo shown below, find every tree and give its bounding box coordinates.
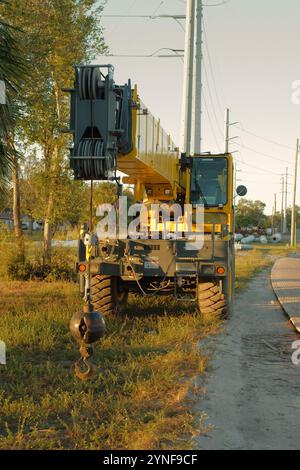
[2,0,107,262]
[235,199,267,229]
[80,182,118,228]
[0,185,9,212]
[0,17,23,192]
[20,157,86,228]
[0,10,26,256]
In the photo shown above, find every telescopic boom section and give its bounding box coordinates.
[118,86,180,201]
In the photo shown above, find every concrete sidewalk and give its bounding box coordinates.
[271,257,300,333]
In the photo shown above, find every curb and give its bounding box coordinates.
[271,258,300,333]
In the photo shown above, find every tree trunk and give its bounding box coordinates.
[42,137,53,264]
[43,210,53,264]
[43,80,63,265]
[12,156,24,259]
[43,143,61,264]
[28,215,33,235]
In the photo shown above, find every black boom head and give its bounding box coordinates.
[68,65,133,181]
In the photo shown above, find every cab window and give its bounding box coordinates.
[191,157,228,207]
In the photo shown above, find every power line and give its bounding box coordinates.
[106,54,183,58]
[237,124,294,150]
[202,19,295,160]
[106,47,184,58]
[240,171,275,178]
[202,59,224,138]
[203,21,224,116]
[242,170,291,178]
[236,159,282,176]
[233,141,291,164]
[177,0,231,4]
[103,1,230,20]
[151,1,165,17]
[102,14,186,19]
[104,0,139,38]
[203,0,230,5]
[202,91,222,152]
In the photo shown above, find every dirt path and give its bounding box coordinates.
[196,268,300,450]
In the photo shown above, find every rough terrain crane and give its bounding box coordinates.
[68,64,243,317]
[67,1,247,379]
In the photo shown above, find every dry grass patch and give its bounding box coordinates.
[0,243,291,449]
[235,244,294,290]
[0,282,218,450]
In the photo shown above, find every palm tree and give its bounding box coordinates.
[0,16,25,193]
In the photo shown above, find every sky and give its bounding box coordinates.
[97,0,300,213]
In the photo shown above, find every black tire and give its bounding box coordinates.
[197,281,227,317]
[91,275,128,316]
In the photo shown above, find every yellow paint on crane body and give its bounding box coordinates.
[117,86,234,240]
[117,86,180,201]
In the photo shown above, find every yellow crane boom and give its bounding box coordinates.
[118,86,181,201]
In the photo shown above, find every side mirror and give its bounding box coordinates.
[236,185,247,197]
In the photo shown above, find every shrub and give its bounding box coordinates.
[7,256,76,282]
[44,263,76,282]
[7,255,33,281]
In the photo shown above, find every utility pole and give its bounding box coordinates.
[291,138,299,248]
[274,193,277,215]
[193,0,203,155]
[233,160,237,211]
[224,108,238,153]
[281,176,284,234]
[183,0,203,156]
[283,167,288,234]
[183,0,195,156]
[272,193,277,232]
[224,108,229,153]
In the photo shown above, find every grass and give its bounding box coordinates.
[235,244,296,290]
[0,283,219,450]
[0,242,294,449]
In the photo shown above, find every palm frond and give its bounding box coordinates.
[0,13,26,195]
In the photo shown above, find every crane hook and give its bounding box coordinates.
[74,356,95,381]
[70,304,106,381]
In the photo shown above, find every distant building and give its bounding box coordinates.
[0,209,13,228]
[0,209,42,231]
